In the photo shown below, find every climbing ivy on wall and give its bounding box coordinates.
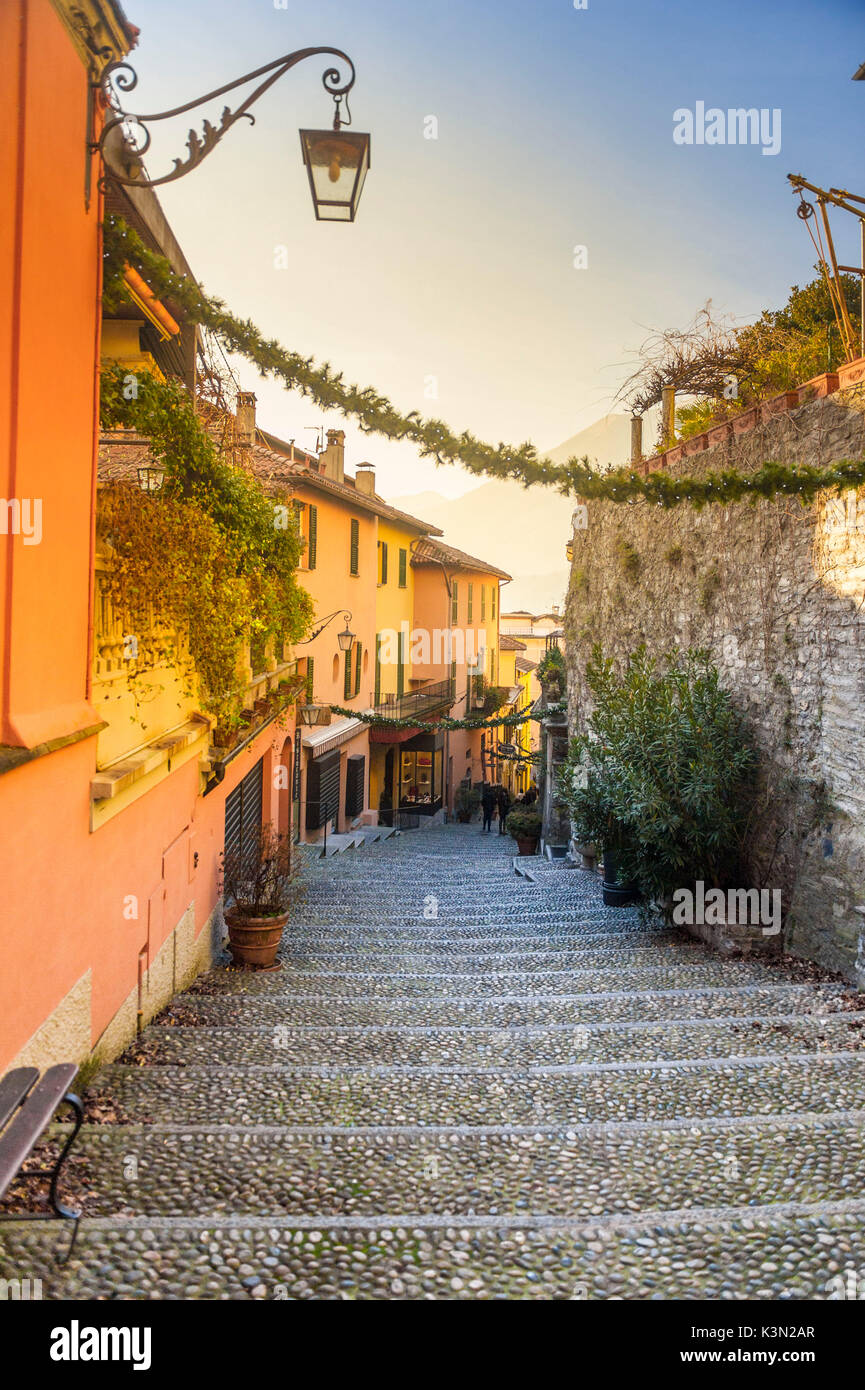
[99,364,313,730]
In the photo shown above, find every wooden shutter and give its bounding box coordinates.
[344,646,352,699]
[380,542,388,584]
[224,757,264,864]
[354,640,362,696]
[398,548,407,588]
[451,580,458,624]
[350,518,359,575]
[491,584,496,619]
[345,754,365,818]
[467,583,473,623]
[306,750,340,831]
[307,505,318,569]
[305,657,314,702]
[481,586,486,620]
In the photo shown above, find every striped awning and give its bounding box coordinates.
[301,716,367,758]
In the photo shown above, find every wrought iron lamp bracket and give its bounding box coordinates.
[89,46,356,190]
[297,610,354,645]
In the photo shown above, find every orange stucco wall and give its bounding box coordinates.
[0,718,288,1070]
[0,0,103,749]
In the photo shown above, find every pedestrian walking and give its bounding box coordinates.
[496,784,511,834]
[481,781,496,832]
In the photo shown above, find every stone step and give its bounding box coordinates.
[318,833,365,858]
[59,1115,865,1221]
[90,1053,865,1128]
[279,939,691,965]
[199,961,790,999]
[2,1204,864,1299]
[173,983,843,1029]
[131,1013,865,1068]
[280,922,665,941]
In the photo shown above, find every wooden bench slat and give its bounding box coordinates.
[0,1064,78,1198]
[0,1067,38,1132]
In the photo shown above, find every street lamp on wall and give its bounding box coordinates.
[90,47,370,220]
[297,610,355,649]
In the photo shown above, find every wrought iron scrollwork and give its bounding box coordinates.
[93,47,356,189]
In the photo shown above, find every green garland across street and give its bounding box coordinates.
[103,214,865,510]
[325,702,567,732]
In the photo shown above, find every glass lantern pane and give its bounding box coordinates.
[301,130,370,221]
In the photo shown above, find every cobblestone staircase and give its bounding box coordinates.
[3,824,865,1299]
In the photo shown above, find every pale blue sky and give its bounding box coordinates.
[125,0,865,498]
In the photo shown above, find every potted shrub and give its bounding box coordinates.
[506,807,542,855]
[600,836,640,907]
[455,784,480,823]
[220,824,297,970]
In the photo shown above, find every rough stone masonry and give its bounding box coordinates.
[564,388,865,983]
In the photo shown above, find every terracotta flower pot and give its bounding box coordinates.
[224,906,288,969]
[516,835,539,856]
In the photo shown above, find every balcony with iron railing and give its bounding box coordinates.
[369,677,455,721]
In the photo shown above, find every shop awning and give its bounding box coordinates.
[368,725,422,744]
[301,716,367,758]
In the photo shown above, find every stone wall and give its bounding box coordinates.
[564,388,865,983]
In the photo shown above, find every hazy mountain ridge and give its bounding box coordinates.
[392,411,654,611]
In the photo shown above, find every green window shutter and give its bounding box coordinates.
[449,659,456,700]
[350,518,359,576]
[354,640,362,696]
[293,500,304,534]
[481,586,486,621]
[398,548,407,588]
[467,583,473,623]
[305,657,314,702]
[308,505,318,570]
[396,631,405,698]
[344,647,352,700]
[374,633,382,704]
[451,580,458,625]
[381,542,388,584]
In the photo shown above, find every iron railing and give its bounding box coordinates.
[369,678,454,721]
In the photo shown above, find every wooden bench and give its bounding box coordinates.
[0,1065,84,1263]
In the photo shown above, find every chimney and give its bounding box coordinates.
[355,462,376,495]
[235,391,256,449]
[320,428,345,484]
